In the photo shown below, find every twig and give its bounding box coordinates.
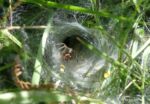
[4,0,22,21]
[9,0,13,27]
[0,26,47,30]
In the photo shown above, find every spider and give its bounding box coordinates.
[56,43,73,61]
[13,56,56,90]
[13,63,32,90]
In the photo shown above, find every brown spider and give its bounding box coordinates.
[56,43,73,61]
[13,63,32,90]
[13,56,55,90]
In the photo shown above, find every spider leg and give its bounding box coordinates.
[56,43,66,47]
[58,46,66,51]
[56,43,69,53]
[56,43,66,50]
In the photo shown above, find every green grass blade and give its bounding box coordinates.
[141,46,150,69]
[76,37,127,69]
[0,29,22,48]
[0,63,13,72]
[132,38,150,59]
[21,0,132,22]
[0,90,72,104]
[31,20,51,85]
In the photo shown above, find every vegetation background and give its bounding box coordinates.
[0,0,150,104]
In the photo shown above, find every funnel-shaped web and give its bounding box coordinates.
[43,21,116,90]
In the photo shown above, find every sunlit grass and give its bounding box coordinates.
[0,0,150,103]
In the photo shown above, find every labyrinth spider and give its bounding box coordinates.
[56,43,73,61]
